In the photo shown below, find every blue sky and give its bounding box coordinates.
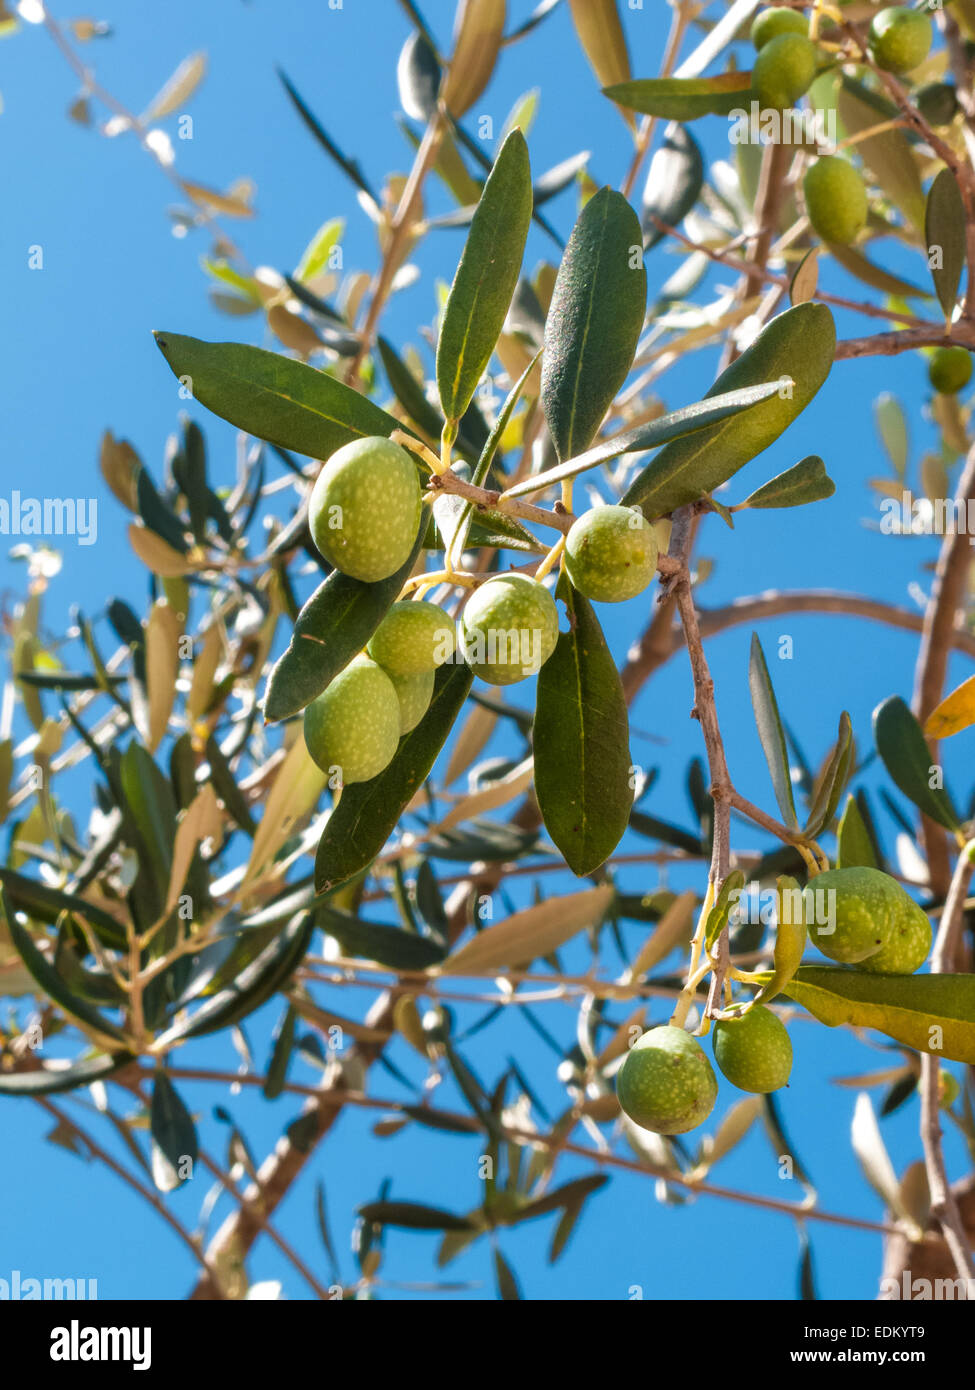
[1,0,972,1300]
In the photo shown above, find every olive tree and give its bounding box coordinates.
[2,0,974,1301]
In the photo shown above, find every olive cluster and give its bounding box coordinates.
[301,437,660,785]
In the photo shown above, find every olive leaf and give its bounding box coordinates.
[542,185,646,462]
[752,877,806,1005]
[704,870,745,954]
[318,908,447,970]
[783,966,975,1064]
[837,793,879,870]
[836,77,925,235]
[0,1052,133,1098]
[437,128,533,423]
[503,380,786,500]
[153,333,405,460]
[925,168,966,322]
[803,711,853,838]
[748,633,798,829]
[568,0,631,108]
[740,456,835,511]
[924,672,975,740]
[604,74,753,122]
[534,581,633,875]
[440,884,614,976]
[264,525,425,723]
[442,0,506,117]
[873,695,961,833]
[315,663,474,895]
[642,122,703,248]
[150,1071,199,1193]
[623,303,836,518]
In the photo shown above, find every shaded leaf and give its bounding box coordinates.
[925,168,966,322]
[316,663,474,894]
[150,1071,199,1193]
[320,908,447,970]
[642,122,703,248]
[264,525,424,723]
[535,581,632,875]
[873,695,960,832]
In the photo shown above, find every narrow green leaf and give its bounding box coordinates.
[0,1052,133,1097]
[925,167,966,322]
[315,663,474,894]
[704,870,745,954]
[358,1200,475,1232]
[437,129,533,422]
[749,633,798,828]
[378,336,445,443]
[535,581,632,875]
[150,1071,199,1192]
[837,77,925,234]
[542,186,646,461]
[753,876,806,1005]
[837,792,879,870]
[155,911,315,1047]
[741,456,835,511]
[504,380,785,500]
[0,890,126,1043]
[873,695,960,832]
[494,1247,522,1299]
[642,122,703,248]
[783,966,975,1064]
[0,867,126,949]
[318,908,447,970]
[803,712,853,837]
[623,303,835,518]
[263,1003,297,1100]
[604,73,753,121]
[277,68,378,203]
[434,350,542,559]
[153,333,406,461]
[264,525,424,723]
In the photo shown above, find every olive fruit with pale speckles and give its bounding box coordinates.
[751,7,808,50]
[803,156,868,245]
[860,894,931,975]
[803,866,903,964]
[367,600,455,675]
[564,505,658,603]
[460,574,559,685]
[712,1004,792,1094]
[753,33,818,112]
[303,655,401,785]
[869,6,932,75]
[616,1025,718,1135]
[309,436,422,583]
[388,668,435,734]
